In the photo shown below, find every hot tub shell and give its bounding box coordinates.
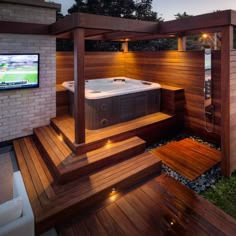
[63,77,161,130]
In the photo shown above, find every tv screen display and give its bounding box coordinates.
[0,54,39,91]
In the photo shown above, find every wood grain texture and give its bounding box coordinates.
[124,51,221,143]
[56,85,69,116]
[151,138,221,181]
[34,125,146,183]
[0,153,13,204]
[13,137,162,234]
[221,26,234,176]
[58,173,236,236]
[74,28,85,144]
[51,112,178,154]
[56,51,221,143]
[229,46,236,175]
[56,52,125,85]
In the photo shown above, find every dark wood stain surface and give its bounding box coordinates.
[51,112,178,154]
[58,173,236,236]
[56,51,221,143]
[13,137,161,234]
[33,125,146,183]
[151,138,221,181]
[125,51,221,143]
[230,49,236,175]
[0,153,13,204]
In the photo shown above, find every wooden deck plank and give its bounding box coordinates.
[18,139,50,206]
[150,138,221,181]
[35,125,146,183]
[13,137,161,234]
[43,126,71,157]
[142,178,216,235]
[116,197,154,234]
[34,128,62,166]
[96,208,125,236]
[72,221,91,236]
[58,174,236,236]
[24,138,56,200]
[124,186,170,234]
[53,152,156,196]
[154,174,236,236]
[51,112,174,154]
[106,203,141,236]
[84,214,108,236]
[42,154,161,209]
[13,140,42,216]
[0,152,13,204]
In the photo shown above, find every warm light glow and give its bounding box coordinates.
[124,38,129,42]
[106,139,112,147]
[109,194,118,202]
[108,187,118,201]
[202,33,208,39]
[170,222,174,226]
[58,134,64,142]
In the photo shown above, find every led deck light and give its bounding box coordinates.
[58,134,64,142]
[106,139,112,147]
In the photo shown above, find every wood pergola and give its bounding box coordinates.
[50,11,236,176]
[1,9,236,176]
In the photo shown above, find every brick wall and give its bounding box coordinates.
[0,3,56,24]
[0,3,57,142]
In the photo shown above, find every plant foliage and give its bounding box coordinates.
[68,0,162,21]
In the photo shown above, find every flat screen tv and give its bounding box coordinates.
[0,54,39,91]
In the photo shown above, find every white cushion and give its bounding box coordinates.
[0,196,23,228]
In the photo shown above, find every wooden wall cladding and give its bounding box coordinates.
[230,50,236,174]
[124,51,221,143]
[56,52,125,84]
[56,51,221,143]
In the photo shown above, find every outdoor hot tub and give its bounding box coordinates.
[62,77,161,129]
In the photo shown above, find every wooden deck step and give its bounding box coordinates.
[13,137,162,234]
[151,138,221,181]
[34,126,146,184]
[51,112,176,154]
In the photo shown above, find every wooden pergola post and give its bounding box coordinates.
[221,25,234,176]
[178,36,186,51]
[74,28,85,144]
[122,41,128,52]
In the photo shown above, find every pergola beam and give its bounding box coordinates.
[159,10,232,35]
[51,12,158,35]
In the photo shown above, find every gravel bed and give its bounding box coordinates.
[147,134,222,194]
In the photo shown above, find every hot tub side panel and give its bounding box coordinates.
[85,89,161,130]
[69,89,160,129]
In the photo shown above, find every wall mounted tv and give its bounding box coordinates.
[0,54,39,91]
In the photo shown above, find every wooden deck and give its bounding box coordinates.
[58,173,236,236]
[151,138,221,181]
[51,112,178,154]
[0,152,13,204]
[13,136,162,234]
[34,125,146,183]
